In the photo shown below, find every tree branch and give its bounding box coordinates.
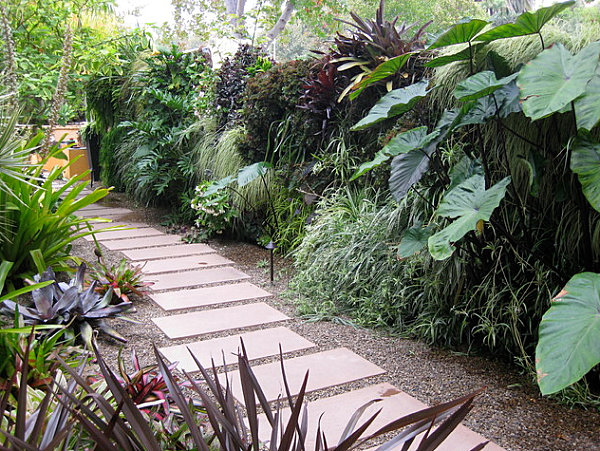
[263,0,294,47]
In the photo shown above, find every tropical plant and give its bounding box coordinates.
[191,181,239,238]
[88,257,153,303]
[0,264,133,345]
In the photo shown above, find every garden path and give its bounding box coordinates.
[75,200,505,451]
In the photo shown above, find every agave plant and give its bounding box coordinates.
[330,0,431,100]
[0,264,133,344]
[88,257,153,303]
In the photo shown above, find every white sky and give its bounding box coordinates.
[116,0,174,29]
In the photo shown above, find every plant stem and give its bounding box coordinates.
[468,41,474,75]
[538,31,545,50]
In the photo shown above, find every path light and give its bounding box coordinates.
[265,241,276,283]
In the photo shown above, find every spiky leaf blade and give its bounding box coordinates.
[536,272,600,395]
[349,53,412,100]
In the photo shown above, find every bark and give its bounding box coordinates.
[0,3,18,106]
[264,0,294,47]
[225,0,246,38]
[42,20,73,155]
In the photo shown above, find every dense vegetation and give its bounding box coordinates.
[1,0,600,445]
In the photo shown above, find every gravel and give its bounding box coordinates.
[79,192,600,451]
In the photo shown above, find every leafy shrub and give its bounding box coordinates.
[214,44,272,128]
[190,180,239,238]
[240,59,320,163]
[88,257,153,303]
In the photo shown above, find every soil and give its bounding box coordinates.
[78,189,600,451]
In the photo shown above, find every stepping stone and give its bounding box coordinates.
[150,267,250,291]
[220,348,385,403]
[83,227,164,242]
[140,254,233,274]
[78,204,115,212]
[101,235,182,251]
[153,302,289,339]
[150,282,272,311]
[160,326,314,372]
[121,243,215,261]
[78,207,133,218]
[257,383,504,451]
[85,221,151,230]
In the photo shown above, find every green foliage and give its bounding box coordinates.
[536,273,600,395]
[428,19,489,50]
[190,181,239,238]
[571,135,600,213]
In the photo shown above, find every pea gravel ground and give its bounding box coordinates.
[80,192,600,451]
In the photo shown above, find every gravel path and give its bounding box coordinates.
[80,191,600,451]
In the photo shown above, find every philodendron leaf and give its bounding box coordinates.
[454,71,518,102]
[570,135,600,212]
[237,162,272,187]
[428,175,511,260]
[349,54,413,100]
[448,156,483,190]
[428,19,488,50]
[475,1,575,42]
[425,44,486,68]
[351,81,430,131]
[536,272,600,395]
[351,127,429,180]
[574,65,600,132]
[517,42,600,121]
[203,175,235,196]
[398,226,434,258]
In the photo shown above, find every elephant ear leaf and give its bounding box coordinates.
[574,65,600,132]
[517,42,600,121]
[475,1,575,42]
[398,226,434,258]
[425,43,486,68]
[350,53,413,100]
[428,175,511,260]
[237,162,272,187]
[350,127,429,180]
[351,81,430,131]
[427,19,488,50]
[536,272,600,395]
[570,135,600,212]
[454,71,518,102]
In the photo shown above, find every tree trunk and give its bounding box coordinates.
[0,3,18,106]
[225,0,246,38]
[264,0,294,47]
[42,20,73,155]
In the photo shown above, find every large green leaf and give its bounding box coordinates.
[425,44,486,68]
[237,162,272,187]
[454,71,518,102]
[427,19,488,50]
[398,226,433,258]
[350,127,428,180]
[536,272,600,395]
[389,138,439,202]
[448,156,484,190]
[570,135,600,212]
[517,42,600,121]
[574,65,600,132]
[428,175,511,260]
[351,81,430,131]
[475,1,575,42]
[349,54,413,100]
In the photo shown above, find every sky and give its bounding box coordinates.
[116,0,174,29]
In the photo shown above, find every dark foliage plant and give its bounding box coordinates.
[88,257,153,303]
[0,265,133,345]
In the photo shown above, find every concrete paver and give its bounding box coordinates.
[150,267,250,291]
[159,326,315,372]
[152,302,289,339]
[150,282,272,311]
[121,243,215,261]
[83,227,164,242]
[140,254,233,274]
[220,348,385,403]
[102,235,183,251]
[78,207,133,218]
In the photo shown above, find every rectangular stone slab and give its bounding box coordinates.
[84,221,151,230]
[150,267,250,291]
[83,227,164,242]
[150,282,272,311]
[159,326,314,372]
[256,383,504,450]
[140,254,233,274]
[152,302,289,339]
[121,243,215,261]
[220,348,385,403]
[101,235,183,251]
[78,207,133,218]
